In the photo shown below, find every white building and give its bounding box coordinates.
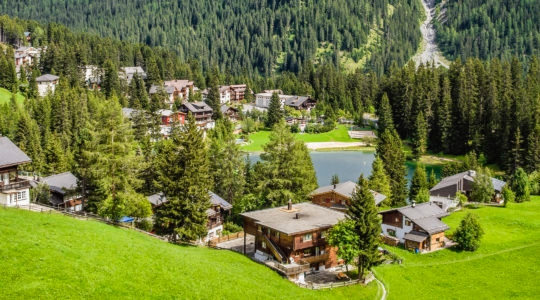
[36,74,59,97]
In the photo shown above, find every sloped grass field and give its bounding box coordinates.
[376,197,540,299]
[0,208,378,299]
[0,87,25,106]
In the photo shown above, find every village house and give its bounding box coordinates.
[36,74,59,97]
[309,181,387,211]
[81,65,102,88]
[119,66,146,84]
[255,90,316,111]
[0,137,32,207]
[14,46,41,73]
[179,101,215,129]
[35,172,82,212]
[380,202,450,252]
[220,104,240,122]
[241,202,346,282]
[147,191,232,242]
[430,170,506,203]
[156,109,186,137]
[149,80,196,107]
[201,84,250,104]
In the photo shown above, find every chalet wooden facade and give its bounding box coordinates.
[0,137,32,207]
[179,102,215,129]
[241,202,345,281]
[380,202,450,252]
[309,181,386,211]
[37,172,82,211]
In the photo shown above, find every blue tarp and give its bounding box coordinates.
[119,216,134,223]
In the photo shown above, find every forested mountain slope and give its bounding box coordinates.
[0,0,422,75]
[434,0,539,64]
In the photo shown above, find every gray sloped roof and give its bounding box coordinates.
[147,191,231,212]
[149,84,175,95]
[0,137,31,167]
[309,181,387,205]
[241,202,346,235]
[42,172,78,195]
[380,202,449,234]
[148,192,167,206]
[36,74,59,82]
[430,170,507,194]
[209,191,232,210]
[404,231,429,242]
[284,96,310,107]
[182,101,213,113]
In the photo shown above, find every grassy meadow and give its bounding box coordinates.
[240,125,359,152]
[0,208,378,299]
[0,87,25,106]
[376,197,540,299]
[2,198,539,299]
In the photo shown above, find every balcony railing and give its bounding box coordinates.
[274,262,310,276]
[300,253,329,264]
[0,179,31,192]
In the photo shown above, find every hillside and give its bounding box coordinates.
[0,208,378,299]
[0,0,422,75]
[433,0,540,63]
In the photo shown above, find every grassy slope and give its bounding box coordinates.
[0,208,378,299]
[376,197,540,300]
[240,125,357,152]
[0,87,25,106]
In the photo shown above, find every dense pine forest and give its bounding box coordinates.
[434,0,540,65]
[0,0,422,75]
[0,6,539,229]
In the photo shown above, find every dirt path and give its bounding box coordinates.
[412,0,449,68]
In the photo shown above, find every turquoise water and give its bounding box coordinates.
[248,151,441,187]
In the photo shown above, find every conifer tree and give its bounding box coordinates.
[409,165,428,202]
[331,174,340,185]
[428,169,438,189]
[208,119,245,204]
[348,175,380,280]
[101,59,120,99]
[154,113,212,242]
[411,111,427,159]
[368,155,392,204]
[510,167,530,203]
[265,92,283,128]
[259,121,317,207]
[377,129,407,207]
[205,67,222,120]
[377,92,394,135]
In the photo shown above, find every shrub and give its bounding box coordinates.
[502,186,515,207]
[222,222,242,235]
[135,219,153,232]
[453,213,484,251]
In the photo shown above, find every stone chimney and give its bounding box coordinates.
[412,200,416,208]
[287,198,292,211]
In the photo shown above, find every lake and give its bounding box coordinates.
[247,151,441,187]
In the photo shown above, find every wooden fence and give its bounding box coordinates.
[208,231,245,246]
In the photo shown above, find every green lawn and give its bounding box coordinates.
[376,197,540,299]
[240,125,360,152]
[0,87,25,106]
[0,208,378,299]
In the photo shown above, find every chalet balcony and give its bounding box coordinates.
[0,178,30,192]
[299,253,329,264]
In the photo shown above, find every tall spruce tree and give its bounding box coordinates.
[154,113,212,242]
[208,119,245,204]
[368,155,392,205]
[376,92,394,135]
[205,66,222,120]
[348,175,380,281]
[259,121,317,207]
[510,167,530,203]
[377,128,408,207]
[409,165,428,202]
[411,111,427,159]
[265,92,283,128]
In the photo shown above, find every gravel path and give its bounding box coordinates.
[412,0,449,68]
[305,142,365,150]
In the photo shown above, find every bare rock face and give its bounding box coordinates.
[412,0,449,68]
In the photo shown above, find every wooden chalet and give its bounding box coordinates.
[241,202,345,281]
[380,202,450,252]
[430,170,506,203]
